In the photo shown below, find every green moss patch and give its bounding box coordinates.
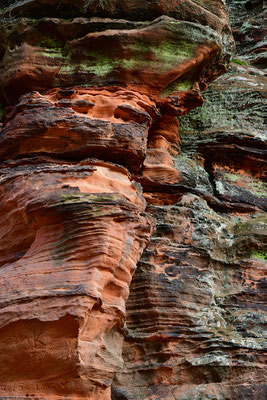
[232,58,247,66]
[79,50,120,76]
[225,172,267,198]
[251,250,267,261]
[125,38,195,71]
[37,37,70,59]
[160,78,193,96]
[154,40,195,67]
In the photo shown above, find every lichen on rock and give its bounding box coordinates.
[0,1,266,400]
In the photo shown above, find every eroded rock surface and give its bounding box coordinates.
[0,158,154,398]
[112,1,267,399]
[0,0,265,399]
[0,0,233,104]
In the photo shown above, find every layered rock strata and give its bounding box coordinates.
[0,85,157,398]
[0,157,153,399]
[112,1,267,399]
[1,1,265,400]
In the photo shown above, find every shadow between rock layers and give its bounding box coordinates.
[1,1,264,400]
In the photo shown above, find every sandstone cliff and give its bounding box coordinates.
[0,1,265,399]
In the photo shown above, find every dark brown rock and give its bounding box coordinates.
[0,4,234,104]
[0,1,266,400]
[111,2,266,399]
[0,88,157,171]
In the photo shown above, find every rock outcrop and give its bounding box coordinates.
[112,1,266,399]
[0,1,265,399]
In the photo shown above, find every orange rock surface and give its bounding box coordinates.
[0,158,154,398]
[0,0,266,399]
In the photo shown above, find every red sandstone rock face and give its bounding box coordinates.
[0,1,266,400]
[111,2,267,399]
[0,88,157,171]
[0,2,234,104]
[1,0,230,31]
[0,158,154,398]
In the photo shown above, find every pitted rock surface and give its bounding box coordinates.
[0,1,266,400]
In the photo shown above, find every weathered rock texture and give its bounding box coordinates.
[112,1,267,399]
[0,0,265,399]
